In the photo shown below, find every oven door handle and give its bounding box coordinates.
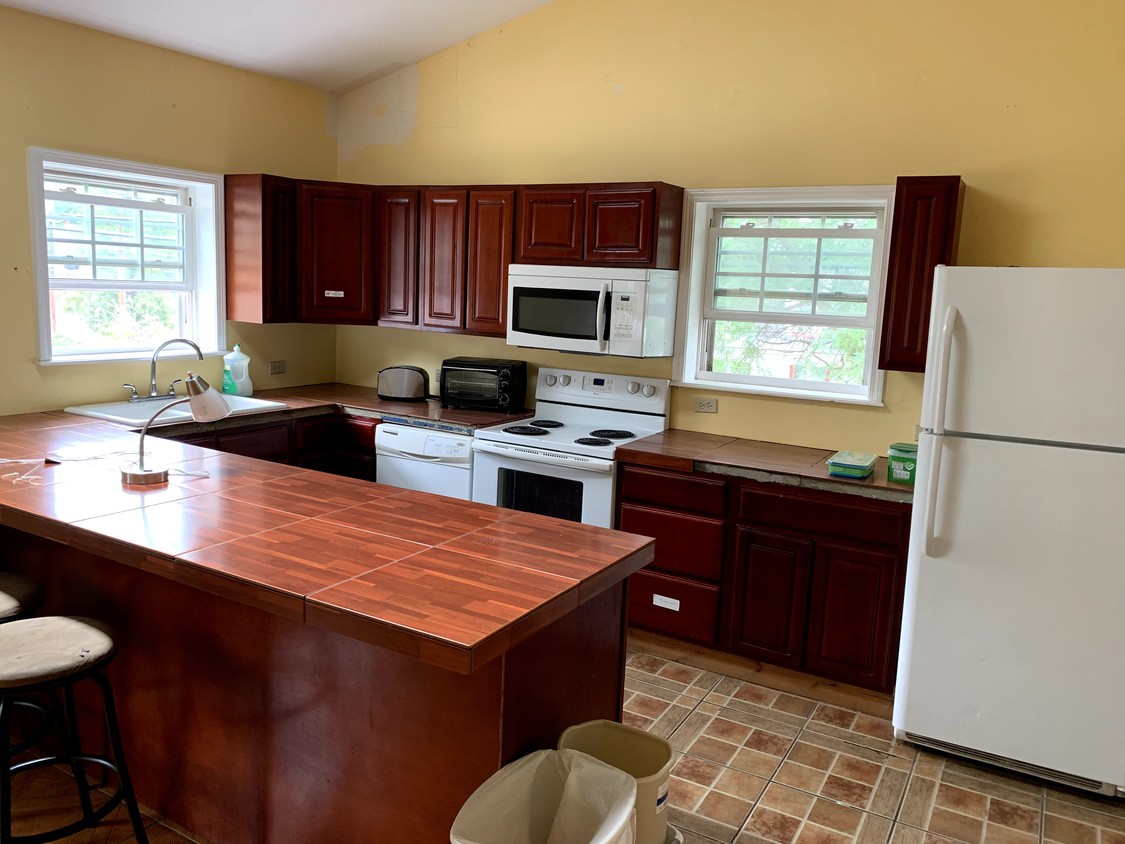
[471,439,615,473]
[596,283,609,352]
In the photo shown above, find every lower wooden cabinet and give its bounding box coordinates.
[617,460,911,692]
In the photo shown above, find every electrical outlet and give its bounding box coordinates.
[269,360,286,375]
[694,397,718,413]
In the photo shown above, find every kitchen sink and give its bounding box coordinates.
[64,394,289,427]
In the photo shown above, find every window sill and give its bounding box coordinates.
[38,350,226,366]
[673,377,886,407]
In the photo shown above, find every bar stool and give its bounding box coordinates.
[0,573,44,623]
[0,616,149,843]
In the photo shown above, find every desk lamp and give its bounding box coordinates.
[121,372,230,485]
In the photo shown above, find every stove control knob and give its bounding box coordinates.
[545,374,557,386]
[641,384,657,398]
[559,375,572,386]
[626,381,640,394]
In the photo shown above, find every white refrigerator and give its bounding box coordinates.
[893,265,1125,796]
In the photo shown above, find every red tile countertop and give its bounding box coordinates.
[0,402,652,674]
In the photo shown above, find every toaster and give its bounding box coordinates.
[376,366,429,401]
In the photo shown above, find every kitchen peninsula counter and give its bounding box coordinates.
[0,409,652,842]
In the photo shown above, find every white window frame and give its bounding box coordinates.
[674,186,895,405]
[28,147,226,364]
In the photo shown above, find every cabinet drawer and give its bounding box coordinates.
[737,484,909,548]
[618,503,723,581]
[215,422,292,461]
[627,570,719,645]
[619,466,726,516]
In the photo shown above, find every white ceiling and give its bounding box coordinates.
[1,0,551,93]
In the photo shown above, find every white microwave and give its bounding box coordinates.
[506,264,678,357]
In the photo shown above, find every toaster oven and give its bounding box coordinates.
[439,357,527,412]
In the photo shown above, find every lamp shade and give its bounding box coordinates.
[184,373,230,422]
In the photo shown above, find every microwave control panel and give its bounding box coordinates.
[611,292,639,341]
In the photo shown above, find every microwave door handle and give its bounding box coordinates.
[596,284,609,352]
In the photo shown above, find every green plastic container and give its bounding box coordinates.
[887,442,918,484]
[826,451,877,479]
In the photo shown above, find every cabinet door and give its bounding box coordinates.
[298,182,376,324]
[214,421,293,462]
[464,190,514,336]
[224,174,298,324]
[618,503,724,581]
[585,187,655,264]
[420,189,467,330]
[804,540,902,692]
[731,527,811,668]
[376,189,420,327]
[878,175,964,372]
[515,187,584,263]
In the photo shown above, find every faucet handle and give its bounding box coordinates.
[166,379,183,396]
[122,383,139,401]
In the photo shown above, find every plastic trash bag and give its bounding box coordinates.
[451,748,637,844]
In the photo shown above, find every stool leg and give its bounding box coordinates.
[1,695,11,842]
[60,684,96,824]
[91,673,148,844]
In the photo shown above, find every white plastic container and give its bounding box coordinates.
[222,344,253,397]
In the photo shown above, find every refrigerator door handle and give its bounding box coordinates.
[923,434,945,557]
[931,305,959,436]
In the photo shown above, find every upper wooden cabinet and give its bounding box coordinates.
[465,190,515,335]
[879,175,965,372]
[376,189,420,328]
[299,181,376,324]
[515,182,683,269]
[224,174,299,324]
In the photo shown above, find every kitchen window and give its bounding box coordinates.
[675,186,894,404]
[28,148,225,363]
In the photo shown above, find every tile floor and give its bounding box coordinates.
[11,639,1125,844]
[624,641,1125,844]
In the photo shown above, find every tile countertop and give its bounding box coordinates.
[0,403,653,674]
[616,429,915,503]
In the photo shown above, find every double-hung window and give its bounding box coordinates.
[28,148,224,363]
[677,187,894,404]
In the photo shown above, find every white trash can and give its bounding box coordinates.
[559,720,675,844]
[450,748,636,844]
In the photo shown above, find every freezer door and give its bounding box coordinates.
[894,433,1125,787]
[921,266,1125,449]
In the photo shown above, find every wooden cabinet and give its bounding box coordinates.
[298,181,376,324]
[515,182,683,269]
[224,174,299,324]
[418,188,514,336]
[376,189,420,327]
[294,414,378,481]
[730,480,910,692]
[879,175,965,372]
[617,464,728,645]
[214,420,293,461]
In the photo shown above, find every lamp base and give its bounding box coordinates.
[120,465,170,485]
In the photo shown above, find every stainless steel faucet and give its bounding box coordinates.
[124,338,204,401]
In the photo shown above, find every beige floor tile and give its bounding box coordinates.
[628,651,724,699]
[706,676,814,731]
[671,701,801,779]
[624,674,699,738]
[804,703,912,757]
[736,783,894,844]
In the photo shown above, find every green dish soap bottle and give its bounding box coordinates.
[222,345,253,396]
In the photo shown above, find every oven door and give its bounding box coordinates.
[471,440,615,528]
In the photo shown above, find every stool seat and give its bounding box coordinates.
[0,573,44,622]
[0,617,115,690]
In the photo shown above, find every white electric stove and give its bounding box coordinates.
[471,367,670,527]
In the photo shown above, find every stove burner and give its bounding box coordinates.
[589,429,635,440]
[503,425,551,436]
[575,437,613,447]
[529,420,563,428]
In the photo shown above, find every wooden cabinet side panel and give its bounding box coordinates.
[805,541,902,691]
[225,174,298,324]
[299,183,375,323]
[515,187,584,263]
[730,527,811,667]
[420,190,467,329]
[377,189,420,327]
[878,175,964,372]
[465,189,514,335]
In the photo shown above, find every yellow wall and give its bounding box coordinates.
[0,7,338,414]
[336,0,1125,452]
